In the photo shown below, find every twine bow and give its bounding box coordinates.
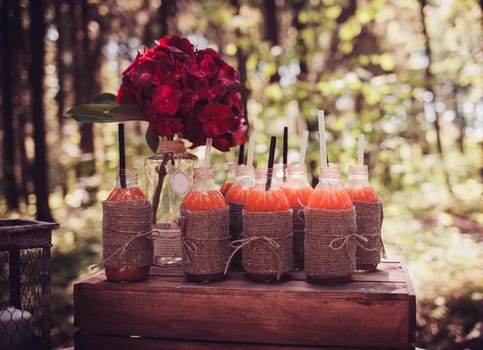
[328,233,367,250]
[93,229,153,270]
[223,235,285,280]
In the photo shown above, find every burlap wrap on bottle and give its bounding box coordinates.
[353,201,383,269]
[179,207,230,276]
[292,206,305,270]
[242,210,293,278]
[228,202,244,270]
[102,200,153,269]
[304,207,356,280]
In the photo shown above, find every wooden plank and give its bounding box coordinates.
[75,333,398,350]
[74,258,413,349]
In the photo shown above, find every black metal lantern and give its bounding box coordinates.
[0,219,58,350]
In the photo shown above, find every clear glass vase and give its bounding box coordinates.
[145,139,198,265]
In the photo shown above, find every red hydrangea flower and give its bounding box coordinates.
[116,35,247,151]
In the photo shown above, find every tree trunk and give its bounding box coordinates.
[29,0,54,221]
[54,0,66,132]
[1,0,20,211]
[262,0,280,83]
[419,0,454,196]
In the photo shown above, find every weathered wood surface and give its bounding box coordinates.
[74,258,415,350]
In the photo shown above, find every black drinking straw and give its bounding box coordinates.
[266,136,276,191]
[283,126,288,181]
[118,123,126,188]
[238,143,245,165]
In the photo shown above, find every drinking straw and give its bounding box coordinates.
[299,130,309,165]
[118,124,126,188]
[238,143,245,165]
[246,132,256,167]
[204,137,213,168]
[266,136,276,191]
[358,134,365,165]
[283,126,288,181]
[318,110,328,168]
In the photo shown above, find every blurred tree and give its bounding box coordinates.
[29,0,54,221]
[0,0,19,211]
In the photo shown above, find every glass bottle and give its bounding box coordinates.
[305,165,355,283]
[181,167,228,282]
[225,165,255,204]
[225,164,255,270]
[244,167,290,212]
[105,168,150,282]
[220,162,237,197]
[244,167,291,282]
[346,164,381,271]
[182,167,226,211]
[307,166,353,210]
[282,164,313,270]
[282,164,313,207]
[346,165,379,203]
[145,139,198,224]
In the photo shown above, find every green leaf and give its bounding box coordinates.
[108,104,146,122]
[65,104,116,123]
[92,93,117,105]
[145,129,159,153]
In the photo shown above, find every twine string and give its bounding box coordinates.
[94,229,153,269]
[223,235,287,280]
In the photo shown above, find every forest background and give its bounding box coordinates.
[0,0,482,349]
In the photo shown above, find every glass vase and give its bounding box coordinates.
[145,139,198,265]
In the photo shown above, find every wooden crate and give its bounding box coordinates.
[74,258,416,350]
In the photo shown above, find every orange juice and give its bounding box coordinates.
[182,167,226,211]
[281,164,313,207]
[244,167,290,212]
[225,165,255,203]
[105,168,150,283]
[182,190,226,210]
[346,165,379,202]
[244,188,290,212]
[307,166,353,210]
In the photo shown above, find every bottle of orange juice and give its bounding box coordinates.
[282,164,313,270]
[225,164,255,270]
[346,164,382,271]
[305,165,355,283]
[220,162,237,196]
[181,167,229,282]
[104,168,151,283]
[243,167,292,282]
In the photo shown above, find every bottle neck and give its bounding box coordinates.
[191,167,216,192]
[347,164,371,188]
[234,165,255,188]
[317,166,343,190]
[285,164,310,188]
[116,168,140,188]
[254,167,280,191]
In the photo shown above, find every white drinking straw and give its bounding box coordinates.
[358,134,365,165]
[204,138,212,168]
[299,130,309,165]
[318,110,327,168]
[246,132,256,167]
